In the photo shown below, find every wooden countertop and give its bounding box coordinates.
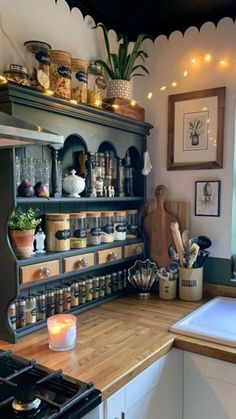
[1,296,236,399]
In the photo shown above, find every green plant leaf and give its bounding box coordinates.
[94,59,115,79]
[93,22,113,71]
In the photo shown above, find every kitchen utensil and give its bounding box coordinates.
[182,230,192,252]
[143,185,180,268]
[184,243,200,268]
[194,249,210,268]
[128,259,158,297]
[168,244,179,262]
[191,235,212,250]
[170,222,185,266]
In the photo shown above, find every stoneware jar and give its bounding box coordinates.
[62,169,85,197]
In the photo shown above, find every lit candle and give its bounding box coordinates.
[47,314,77,351]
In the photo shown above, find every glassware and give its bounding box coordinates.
[101,211,114,243]
[15,156,21,190]
[57,160,63,196]
[126,209,139,239]
[21,157,35,186]
[113,211,126,240]
[70,212,87,249]
[50,50,72,99]
[35,158,43,184]
[24,40,51,91]
[71,58,89,104]
[47,313,77,351]
[4,64,30,86]
[42,159,50,190]
[87,212,102,245]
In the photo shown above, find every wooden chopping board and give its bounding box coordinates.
[143,185,189,268]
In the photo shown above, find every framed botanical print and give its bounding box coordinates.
[167,87,226,170]
[195,180,221,216]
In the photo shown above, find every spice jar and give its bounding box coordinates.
[114,211,126,241]
[126,210,139,239]
[63,284,72,311]
[36,291,46,321]
[79,279,86,304]
[117,271,123,290]
[86,278,93,302]
[4,64,30,86]
[87,212,102,245]
[71,282,79,307]
[101,211,114,243]
[26,295,37,325]
[24,40,51,91]
[8,300,16,330]
[16,298,27,328]
[70,213,87,249]
[50,50,72,99]
[55,288,64,313]
[105,274,112,295]
[99,275,106,297]
[45,213,70,252]
[112,272,119,292]
[46,289,55,317]
[92,276,100,299]
[71,58,89,104]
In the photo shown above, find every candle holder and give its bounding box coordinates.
[47,314,77,351]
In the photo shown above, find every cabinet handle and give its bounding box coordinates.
[107,252,118,261]
[77,258,88,268]
[38,266,51,278]
[136,246,143,255]
[121,413,126,419]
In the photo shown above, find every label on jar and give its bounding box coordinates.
[127,224,138,234]
[73,229,86,238]
[35,51,50,65]
[58,65,71,79]
[31,308,37,317]
[102,224,114,234]
[90,227,101,236]
[115,224,126,232]
[55,229,71,240]
[76,71,88,83]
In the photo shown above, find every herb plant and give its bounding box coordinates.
[94,23,150,80]
[8,208,41,230]
[188,119,204,138]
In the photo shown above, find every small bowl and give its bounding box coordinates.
[128,259,158,298]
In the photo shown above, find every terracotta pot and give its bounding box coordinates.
[107,79,133,100]
[9,229,35,259]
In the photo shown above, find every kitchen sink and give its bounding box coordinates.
[169,296,236,347]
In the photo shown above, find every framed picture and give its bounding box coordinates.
[167,87,226,170]
[195,181,221,216]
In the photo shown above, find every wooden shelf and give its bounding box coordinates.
[16,196,145,204]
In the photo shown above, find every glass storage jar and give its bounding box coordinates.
[71,58,89,104]
[46,289,55,317]
[45,213,70,251]
[114,211,126,241]
[54,288,64,314]
[79,280,86,304]
[36,291,46,321]
[101,211,114,243]
[50,50,72,99]
[87,62,106,107]
[26,295,37,325]
[126,209,139,239]
[85,278,93,302]
[71,282,79,307]
[87,212,102,245]
[70,212,87,249]
[24,40,51,91]
[4,64,30,86]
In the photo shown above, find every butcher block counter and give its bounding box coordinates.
[0,296,236,400]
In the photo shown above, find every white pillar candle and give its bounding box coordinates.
[47,314,77,351]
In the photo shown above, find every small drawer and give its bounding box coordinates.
[97,247,122,264]
[63,252,94,273]
[124,242,144,258]
[20,260,59,284]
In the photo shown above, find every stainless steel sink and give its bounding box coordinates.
[169,296,236,347]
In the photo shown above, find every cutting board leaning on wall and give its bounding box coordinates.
[142,185,189,268]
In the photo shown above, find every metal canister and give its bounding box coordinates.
[79,279,86,304]
[105,274,112,295]
[92,276,100,299]
[63,285,71,311]
[46,289,55,317]
[55,288,64,313]
[117,271,123,290]
[86,278,93,302]
[8,300,16,330]
[99,275,106,297]
[26,295,37,325]
[36,292,46,321]
[71,282,80,307]
[112,272,119,292]
[16,298,27,328]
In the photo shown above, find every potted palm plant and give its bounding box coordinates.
[8,207,41,258]
[94,23,150,100]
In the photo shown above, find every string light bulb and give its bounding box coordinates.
[204,53,212,62]
[130,100,137,107]
[160,86,167,91]
[191,57,196,64]
[171,81,177,87]
[183,70,188,77]
[147,92,153,99]
[112,104,119,109]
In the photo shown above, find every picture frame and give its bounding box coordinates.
[167,87,226,170]
[195,181,221,217]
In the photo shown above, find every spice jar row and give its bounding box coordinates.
[8,268,127,330]
[36,210,139,253]
[2,40,105,106]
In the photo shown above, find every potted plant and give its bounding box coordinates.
[94,23,150,100]
[8,207,41,258]
[188,118,204,146]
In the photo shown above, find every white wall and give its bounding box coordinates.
[135,18,236,259]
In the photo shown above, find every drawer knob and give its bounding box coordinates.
[77,258,88,268]
[107,252,118,261]
[136,246,143,255]
[38,266,51,278]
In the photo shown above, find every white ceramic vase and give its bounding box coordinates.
[107,79,133,100]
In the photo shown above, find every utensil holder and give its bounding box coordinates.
[159,277,177,300]
[179,267,203,301]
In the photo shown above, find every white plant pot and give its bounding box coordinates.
[107,79,133,100]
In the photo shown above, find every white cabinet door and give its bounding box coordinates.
[184,351,236,419]
[105,387,125,419]
[83,403,104,419]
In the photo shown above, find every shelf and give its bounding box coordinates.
[16,196,145,204]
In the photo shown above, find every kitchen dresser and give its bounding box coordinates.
[0,83,153,343]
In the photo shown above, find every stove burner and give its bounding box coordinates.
[12,397,41,413]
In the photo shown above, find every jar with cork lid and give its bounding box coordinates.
[70,212,87,249]
[114,211,126,241]
[87,212,102,245]
[50,50,72,99]
[126,209,139,239]
[101,211,114,243]
[71,58,89,104]
[45,213,70,251]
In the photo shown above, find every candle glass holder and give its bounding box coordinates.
[47,313,77,351]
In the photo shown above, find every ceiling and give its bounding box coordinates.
[64,0,236,40]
